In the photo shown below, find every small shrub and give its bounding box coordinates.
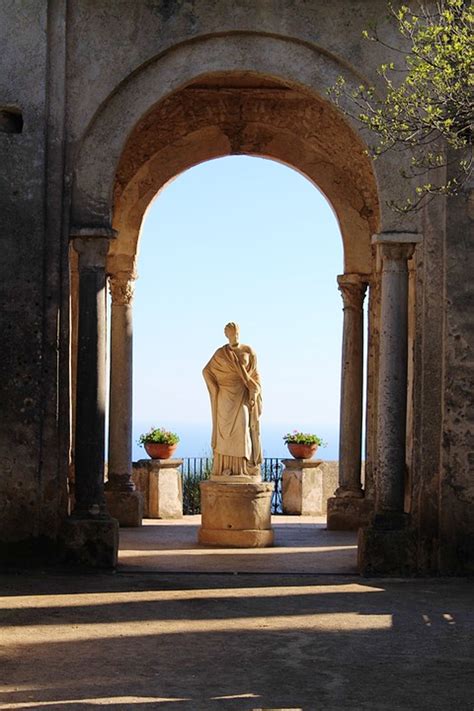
[138,427,180,446]
[283,430,327,447]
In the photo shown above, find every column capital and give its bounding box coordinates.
[378,242,417,264]
[109,271,136,305]
[372,232,422,262]
[337,274,368,310]
[72,237,111,269]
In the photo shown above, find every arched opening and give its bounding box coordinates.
[115,155,352,570]
[131,155,345,462]
[69,62,424,573]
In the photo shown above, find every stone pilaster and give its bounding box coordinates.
[359,232,422,575]
[364,270,381,502]
[61,229,119,568]
[104,271,143,527]
[327,273,371,530]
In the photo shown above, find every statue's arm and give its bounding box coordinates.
[246,348,262,407]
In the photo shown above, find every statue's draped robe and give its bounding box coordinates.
[203,344,262,476]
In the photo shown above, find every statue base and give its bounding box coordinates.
[198,479,274,548]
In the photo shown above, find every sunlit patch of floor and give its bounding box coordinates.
[118,515,358,574]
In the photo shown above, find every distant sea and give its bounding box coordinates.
[132,422,339,461]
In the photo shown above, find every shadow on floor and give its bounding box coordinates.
[0,570,472,710]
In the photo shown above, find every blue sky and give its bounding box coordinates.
[131,156,345,458]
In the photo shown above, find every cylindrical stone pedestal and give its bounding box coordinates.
[199,480,274,547]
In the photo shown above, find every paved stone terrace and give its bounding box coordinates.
[118,516,358,575]
[0,519,473,710]
[1,574,473,710]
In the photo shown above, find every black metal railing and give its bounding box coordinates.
[261,457,283,514]
[181,457,212,514]
[181,457,283,515]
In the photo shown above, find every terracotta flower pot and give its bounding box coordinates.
[287,442,318,460]
[144,442,178,459]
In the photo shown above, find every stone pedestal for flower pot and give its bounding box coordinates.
[132,459,183,518]
[198,479,274,547]
[282,458,325,515]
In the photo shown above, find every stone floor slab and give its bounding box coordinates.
[0,570,472,710]
[118,515,358,574]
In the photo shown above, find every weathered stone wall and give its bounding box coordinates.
[439,163,474,574]
[0,1,68,557]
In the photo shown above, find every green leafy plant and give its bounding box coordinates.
[283,431,327,447]
[328,0,473,211]
[138,427,180,446]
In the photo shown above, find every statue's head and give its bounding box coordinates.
[224,322,240,344]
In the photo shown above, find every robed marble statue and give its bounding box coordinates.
[203,322,262,477]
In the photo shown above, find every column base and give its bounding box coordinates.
[199,479,274,548]
[358,513,416,575]
[60,517,119,568]
[327,496,374,530]
[104,490,143,527]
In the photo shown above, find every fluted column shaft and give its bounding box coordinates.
[336,274,368,497]
[72,236,110,518]
[106,272,135,492]
[373,234,421,516]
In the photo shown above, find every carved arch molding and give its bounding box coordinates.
[71,35,383,275]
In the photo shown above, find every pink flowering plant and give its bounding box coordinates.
[283,430,327,447]
[138,427,180,446]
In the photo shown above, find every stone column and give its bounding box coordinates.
[104,272,143,527]
[327,274,372,530]
[358,232,421,575]
[337,274,367,496]
[61,230,119,568]
[364,271,381,502]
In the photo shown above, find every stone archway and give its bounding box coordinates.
[68,36,419,569]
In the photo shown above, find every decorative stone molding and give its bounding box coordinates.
[70,226,117,239]
[379,242,417,265]
[108,272,136,305]
[72,236,111,269]
[70,227,117,269]
[372,231,421,244]
[337,273,368,311]
[372,232,422,260]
